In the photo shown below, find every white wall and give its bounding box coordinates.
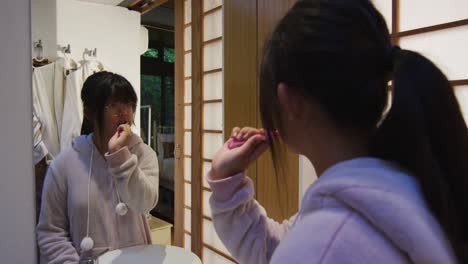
[0,0,36,263]
[299,156,317,205]
[32,0,143,132]
[57,0,142,132]
[31,0,57,59]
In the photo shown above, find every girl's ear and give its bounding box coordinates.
[277,82,304,120]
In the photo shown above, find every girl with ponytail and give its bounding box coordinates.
[207,0,467,263]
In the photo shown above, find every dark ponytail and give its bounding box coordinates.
[260,0,468,261]
[371,48,468,261]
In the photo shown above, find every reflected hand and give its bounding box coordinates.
[108,124,132,153]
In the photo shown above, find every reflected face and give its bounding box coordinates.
[101,101,136,139]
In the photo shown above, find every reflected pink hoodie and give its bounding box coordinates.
[207,158,456,264]
[37,134,159,263]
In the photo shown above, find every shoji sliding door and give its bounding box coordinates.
[176,0,236,262]
[202,0,238,264]
[178,0,194,253]
[372,0,468,122]
[201,1,236,263]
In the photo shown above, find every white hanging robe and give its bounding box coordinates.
[60,59,104,151]
[60,67,83,152]
[32,63,60,159]
[33,110,48,165]
[54,56,78,143]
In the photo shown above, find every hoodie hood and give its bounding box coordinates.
[72,133,143,155]
[300,157,456,264]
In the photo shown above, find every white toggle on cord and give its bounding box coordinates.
[115,190,128,216]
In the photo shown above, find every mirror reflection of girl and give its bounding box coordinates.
[207,0,467,263]
[37,71,159,263]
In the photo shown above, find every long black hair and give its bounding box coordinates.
[259,0,468,261]
[80,71,137,135]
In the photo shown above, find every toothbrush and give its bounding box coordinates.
[117,122,127,138]
[228,130,280,149]
[118,127,123,138]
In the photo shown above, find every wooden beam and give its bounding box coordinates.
[203,243,239,263]
[391,0,399,45]
[128,0,145,10]
[394,19,468,38]
[162,0,174,9]
[452,79,468,87]
[203,36,223,46]
[224,0,258,176]
[184,181,211,192]
[203,99,222,104]
[256,0,299,222]
[141,0,170,14]
[204,129,223,134]
[204,5,222,16]
[203,68,223,75]
[173,0,184,248]
[191,0,203,259]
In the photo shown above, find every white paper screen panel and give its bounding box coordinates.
[203,246,236,264]
[399,25,468,80]
[203,103,223,130]
[203,190,212,218]
[185,52,192,77]
[204,0,222,12]
[204,8,223,41]
[184,132,191,155]
[184,157,191,181]
[185,208,192,233]
[184,106,192,129]
[455,86,468,124]
[399,0,468,31]
[203,133,224,159]
[203,40,223,72]
[185,26,192,51]
[184,233,191,251]
[203,161,211,188]
[203,219,230,256]
[185,79,192,103]
[203,71,223,101]
[185,183,191,207]
[184,0,191,24]
[371,0,392,32]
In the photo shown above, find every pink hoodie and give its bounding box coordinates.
[207,157,456,264]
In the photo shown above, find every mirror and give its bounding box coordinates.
[31,0,177,262]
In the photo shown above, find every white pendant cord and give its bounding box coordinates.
[86,147,94,238]
[80,147,95,252]
[114,179,122,204]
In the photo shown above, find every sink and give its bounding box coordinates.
[98,245,201,264]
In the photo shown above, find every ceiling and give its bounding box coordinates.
[77,0,174,10]
[77,0,174,29]
[77,0,125,5]
[142,6,174,29]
